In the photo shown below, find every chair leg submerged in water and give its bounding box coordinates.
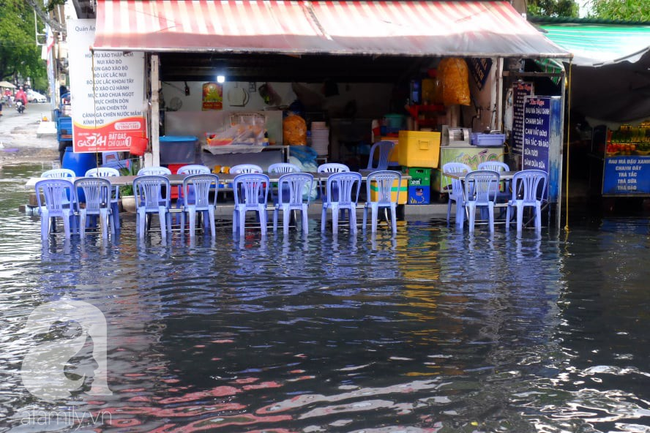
[505,169,548,232]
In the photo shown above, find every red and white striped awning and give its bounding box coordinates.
[93,0,569,58]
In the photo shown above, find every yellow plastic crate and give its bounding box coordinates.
[397,131,441,168]
[369,178,408,205]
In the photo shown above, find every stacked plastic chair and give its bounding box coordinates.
[362,170,401,233]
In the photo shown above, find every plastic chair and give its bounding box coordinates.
[463,170,500,233]
[232,173,270,236]
[442,162,471,226]
[268,163,301,174]
[506,169,548,232]
[133,175,172,240]
[361,141,395,174]
[321,171,362,234]
[477,161,510,172]
[137,166,172,176]
[41,168,75,178]
[35,179,77,240]
[74,177,114,239]
[86,167,121,230]
[180,174,219,238]
[230,164,263,174]
[363,170,401,234]
[317,163,350,201]
[176,164,211,207]
[273,173,314,234]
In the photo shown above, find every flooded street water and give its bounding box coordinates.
[1,163,649,432]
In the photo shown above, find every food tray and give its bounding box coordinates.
[471,133,505,147]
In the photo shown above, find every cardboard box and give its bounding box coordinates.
[408,185,430,204]
[402,167,431,186]
[369,178,408,205]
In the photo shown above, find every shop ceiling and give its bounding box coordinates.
[90,0,569,83]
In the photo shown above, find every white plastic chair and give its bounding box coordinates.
[86,167,121,230]
[41,168,75,178]
[74,177,114,239]
[463,170,500,233]
[363,170,401,234]
[133,175,172,241]
[232,173,270,236]
[137,166,172,176]
[273,173,313,234]
[180,174,219,238]
[506,169,548,232]
[442,162,471,226]
[321,171,362,234]
[230,164,263,174]
[268,163,301,174]
[317,163,350,202]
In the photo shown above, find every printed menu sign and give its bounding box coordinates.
[512,81,534,155]
[603,156,650,195]
[522,96,551,172]
[68,19,146,153]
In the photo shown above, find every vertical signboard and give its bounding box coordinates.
[512,81,534,155]
[602,123,650,195]
[68,19,146,153]
[523,95,562,203]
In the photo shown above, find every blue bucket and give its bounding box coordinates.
[62,147,97,202]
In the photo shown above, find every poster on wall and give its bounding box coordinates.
[512,81,534,155]
[68,19,146,153]
[202,83,223,111]
[602,123,650,196]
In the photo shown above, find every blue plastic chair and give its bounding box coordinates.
[74,177,114,239]
[361,141,395,174]
[363,170,401,234]
[442,162,471,226]
[137,166,172,176]
[321,171,362,234]
[230,164,263,174]
[41,168,75,178]
[133,175,172,240]
[35,179,77,240]
[506,169,548,232]
[463,170,500,233]
[176,164,211,208]
[180,174,219,238]
[477,161,510,172]
[273,173,314,234]
[317,162,350,202]
[268,163,301,174]
[86,167,121,230]
[232,173,270,236]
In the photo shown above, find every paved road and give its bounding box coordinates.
[0,102,59,164]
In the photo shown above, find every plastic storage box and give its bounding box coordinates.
[369,178,408,205]
[402,167,432,186]
[470,133,505,147]
[398,131,441,168]
[159,136,198,164]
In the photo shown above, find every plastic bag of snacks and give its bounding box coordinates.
[283,114,307,146]
[438,58,471,106]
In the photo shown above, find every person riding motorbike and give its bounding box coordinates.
[14,87,27,113]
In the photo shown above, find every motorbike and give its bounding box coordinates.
[16,100,24,114]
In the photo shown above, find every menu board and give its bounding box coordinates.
[68,19,146,153]
[522,96,551,172]
[602,156,650,195]
[512,82,534,155]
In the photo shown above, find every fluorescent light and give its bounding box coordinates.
[216,75,225,84]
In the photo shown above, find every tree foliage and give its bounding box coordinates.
[588,0,650,21]
[0,0,47,86]
[528,0,579,17]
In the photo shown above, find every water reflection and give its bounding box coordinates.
[2,165,650,431]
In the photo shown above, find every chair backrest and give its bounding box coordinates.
[277,173,314,206]
[442,162,471,198]
[268,163,301,174]
[41,168,75,178]
[182,174,219,208]
[35,179,75,214]
[463,170,500,205]
[133,175,171,210]
[137,166,172,176]
[366,141,396,170]
[325,172,362,205]
[478,161,510,172]
[511,169,548,204]
[86,167,120,177]
[230,164,263,174]
[74,177,111,213]
[317,163,350,173]
[177,164,211,175]
[366,170,402,205]
[233,173,270,206]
